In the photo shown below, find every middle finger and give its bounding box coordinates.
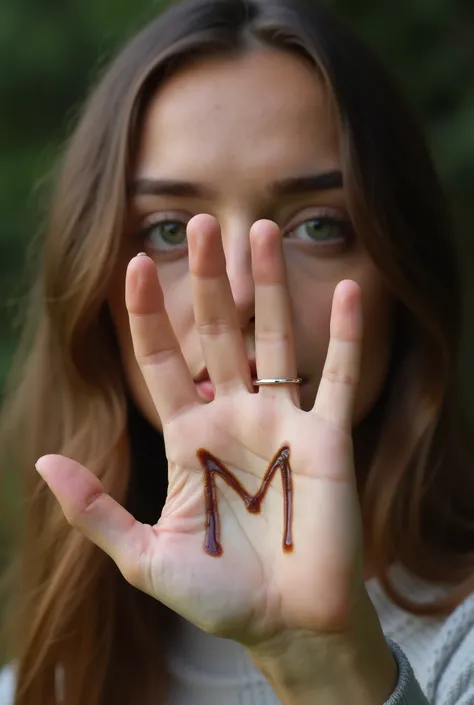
[188,214,252,395]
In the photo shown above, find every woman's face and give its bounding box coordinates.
[108,49,393,430]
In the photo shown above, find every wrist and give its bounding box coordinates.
[247,591,398,705]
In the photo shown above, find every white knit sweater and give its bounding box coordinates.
[1,565,474,703]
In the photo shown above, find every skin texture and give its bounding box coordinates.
[108,49,393,429]
[36,49,399,704]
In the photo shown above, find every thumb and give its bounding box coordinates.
[36,455,153,590]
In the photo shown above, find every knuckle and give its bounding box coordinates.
[196,318,234,338]
[135,346,176,368]
[65,491,104,527]
[256,328,292,344]
[322,368,357,386]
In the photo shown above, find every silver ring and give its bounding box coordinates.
[253,377,303,386]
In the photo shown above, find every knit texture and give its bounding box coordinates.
[1,565,474,703]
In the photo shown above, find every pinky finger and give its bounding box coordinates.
[35,454,154,591]
[312,280,363,429]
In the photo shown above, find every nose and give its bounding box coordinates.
[223,234,256,330]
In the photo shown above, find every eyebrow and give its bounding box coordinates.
[129,170,343,199]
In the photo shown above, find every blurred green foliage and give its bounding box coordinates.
[0,0,473,387]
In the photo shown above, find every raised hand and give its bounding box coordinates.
[36,214,366,648]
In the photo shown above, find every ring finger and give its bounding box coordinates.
[251,220,299,405]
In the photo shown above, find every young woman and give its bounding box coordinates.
[1,0,473,703]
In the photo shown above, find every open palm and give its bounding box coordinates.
[37,215,365,648]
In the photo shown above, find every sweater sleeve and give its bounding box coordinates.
[384,631,474,705]
[0,666,15,705]
[431,606,474,705]
[384,639,431,704]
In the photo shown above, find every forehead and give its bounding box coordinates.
[134,49,340,182]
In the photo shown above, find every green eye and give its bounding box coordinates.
[293,217,346,242]
[144,220,188,250]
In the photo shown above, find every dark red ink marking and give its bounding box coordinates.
[196,445,293,557]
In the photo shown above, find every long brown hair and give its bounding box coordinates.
[2,0,473,702]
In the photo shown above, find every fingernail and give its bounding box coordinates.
[35,457,46,476]
[136,252,148,257]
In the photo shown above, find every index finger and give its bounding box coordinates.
[126,254,200,425]
[312,280,363,428]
